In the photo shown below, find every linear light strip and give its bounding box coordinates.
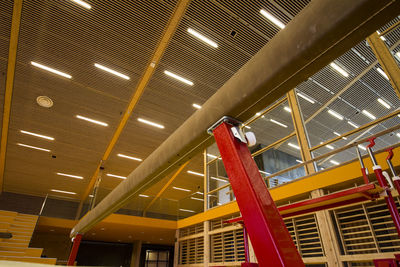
[56,172,83,179]
[288,142,300,150]
[187,28,218,48]
[362,110,376,120]
[330,160,340,166]
[76,115,108,126]
[139,194,149,198]
[94,63,130,80]
[20,130,54,140]
[106,173,127,179]
[70,0,91,9]
[172,186,191,192]
[211,176,228,183]
[260,9,285,29]
[31,61,72,79]
[377,67,389,80]
[377,98,391,109]
[192,103,202,109]
[326,144,334,150]
[117,153,142,162]
[164,70,193,86]
[330,62,349,77]
[191,197,204,201]
[51,189,76,195]
[138,118,164,129]
[347,121,359,128]
[187,170,204,177]
[17,143,50,152]
[179,208,195,213]
[358,145,367,151]
[297,92,315,104]
[270,119,288,128]
[328,110,344,120]
[284,106,291,112]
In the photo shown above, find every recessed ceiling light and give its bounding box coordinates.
[330,62,349,77]
[36,96,53,108]
[192,103,202,109]
[191,197,204,201]
[396,52,400,60]
[377,98,391,109]
[117,153,142,162]
[164,70,193,86]
[330,160,340,166]
[358,145,367,151]
[211,176,228,183]
[17,143,50,152]
[260,9,285,29]
[31,61,72,79]
[56,172,83,179]
[20,130,54,141]
[187,170,204,177]
[326,144,334,150]
[94,63,130,80]
[51,189,76,195]
[362,110,376,120]
[76,115,108,127]
[139,194,149,198]
[244,125,251,129]
[284,106,291,112]
[270,119,288,128]
[377,68,389,80]
[297,92,315,104]
[179,208,195,213]
[347,121,359,128]
[295,160,303,163]
[138,118,164,129]
[106,173,126,179]
[288,143,300,150]
[187,28,218,48]
[172,186,191,192]
[376,31,386,41]
[327,110,344,120]
[70,0,91,9]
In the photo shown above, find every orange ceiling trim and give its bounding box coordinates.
[0,0,23,192]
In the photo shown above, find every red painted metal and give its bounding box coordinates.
[213,121,304,267]
[67,233,82,266]
[373,258,398,267]
[361,168,370,184]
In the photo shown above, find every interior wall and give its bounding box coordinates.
[30,231,72,262]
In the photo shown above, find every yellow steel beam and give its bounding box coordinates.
[287,90,315,174]
[367,32,400,99]
[0,0,23,192]
[143,161,189,215]
[79,0,191,203]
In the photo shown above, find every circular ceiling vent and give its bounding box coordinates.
[36,96,53,108]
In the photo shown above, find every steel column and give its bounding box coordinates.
[212,121,303,266]
[67,233,82,266]
[367,32,400,100]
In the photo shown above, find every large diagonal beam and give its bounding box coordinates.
[77,0,191,210]
[71,0,400,236]
[0,0,23,192]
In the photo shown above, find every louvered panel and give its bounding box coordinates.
[210,213,241,231]
[210,229,245,263]
[294,215,324,257]
[179,223,204,238]
[179,236,204,264]
[347,262,374,267]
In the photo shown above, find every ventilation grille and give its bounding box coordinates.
[179,223,204,238]
[179,236,204,264]
[210,229,245,263]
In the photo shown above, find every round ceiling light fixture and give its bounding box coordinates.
[36,96,53,108]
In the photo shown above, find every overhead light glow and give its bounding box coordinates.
[195,191,204,195]
[172,186,191,192]
[326,144,334,150]
[31,61,72,79]
[284,106,291,112]
[376,31,386,41]
[139,194,149,198]
[270,119,288,128]
[297,92,315,104]
[192,103,202,109]
[17,143,50,152]
[56,172,83,179]
[334,132,348,140]
[76,115,108,126]
[358,145,366,151]
[117,153,142,162]
[296,160,303,163]
[138,118,164,129]
[179,208,195,213]
[259,170,271,175]
[396,52,400,60]
[347,121,359,128]
[20,130,54,141]
[377,98,391,109]
[362,110,376,120]
[330,160,340,166]
[330,62,349,77]
[106,173,127,179]
[397,133,400,138]
[260,9,285,29]
[191,197,204,201]
[328,110,344,120]
[244,125,251,129]
[211,176,228,183]
[164,70,193,86]
[288,142,300,150]
[187,28,218,48]
[377,68,389,80]
[206,153,218,159]
[187,170,204,177]
[70,0,91,9]
[51,189,76,195]
[94,63,130,80]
